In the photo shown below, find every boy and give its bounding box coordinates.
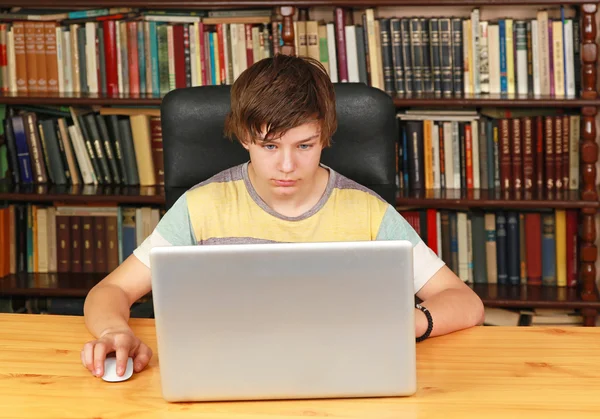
[81,55,484,379]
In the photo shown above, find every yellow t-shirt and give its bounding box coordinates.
[134,162,444,292]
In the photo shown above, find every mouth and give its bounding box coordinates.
[273,180,297,187]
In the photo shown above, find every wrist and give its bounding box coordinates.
[99,324,132,339]
[415,303,433,342]
[415,308,427,337]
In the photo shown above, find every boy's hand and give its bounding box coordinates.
[81,328,153,378]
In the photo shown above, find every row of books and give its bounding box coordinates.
[0,106,163,186]
[0,8,275,94]
[396,108,580,192]
[403,208,578,287]
[299,7,581,98]
[0,203,581,287]
[0,204,162,277]
[0,105,582,193]
[440,7,580,97]
[0,6,581,99]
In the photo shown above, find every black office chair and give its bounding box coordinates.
[160,83,398,210]
[128,83,398,318]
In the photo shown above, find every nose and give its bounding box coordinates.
[278,148,296,173]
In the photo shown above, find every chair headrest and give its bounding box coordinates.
[161,83,398,208]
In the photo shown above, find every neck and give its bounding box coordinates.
[248,164,329,218]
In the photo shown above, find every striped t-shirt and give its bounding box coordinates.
[133,162,445,293]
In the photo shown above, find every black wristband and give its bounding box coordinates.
[415,303,433,342]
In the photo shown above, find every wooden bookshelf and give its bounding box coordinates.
[2,272,599,314]
[0,181,165,205]
[4,92,600,108]
[395,189,600,210]
[0,92,163,106]
[393,94,600,108]
[0,0,590,7]
[0,0,598,326]
[0,272,104,298]
[2,183,597,208]
[471,283,600,310]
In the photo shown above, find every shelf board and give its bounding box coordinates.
[2,184,596,209]
[471,283,600,310]
[0,273,104,298]
[0,182,165,205]
[0,92,163,106]
[393,93,600,108]
[395,189,599,209]
[0,0,590,7]
[0,91,598,108]
[1,273,598,310]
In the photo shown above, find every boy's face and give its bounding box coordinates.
[242,120,324,198]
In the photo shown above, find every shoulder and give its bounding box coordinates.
[185,163,247,208]
[326,169,390,234]
[329,169,388,207]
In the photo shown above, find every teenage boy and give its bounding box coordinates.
[81,55,484,379]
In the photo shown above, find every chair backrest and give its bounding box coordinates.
[161,83,398,209]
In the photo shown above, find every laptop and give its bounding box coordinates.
[149,240,417,402]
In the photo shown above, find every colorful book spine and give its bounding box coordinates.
[499,20,508,94]
[542,212,556,286]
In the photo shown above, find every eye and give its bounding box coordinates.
[299,144,313,150]
[263,144,277,150]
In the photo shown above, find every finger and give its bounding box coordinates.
[92,341,110,377]
[83,342,95,373]
[133,343,153,372]
[115,346,129,377]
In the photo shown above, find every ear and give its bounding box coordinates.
[238,130,252,150]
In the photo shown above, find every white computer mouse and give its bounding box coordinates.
[102,356,134,382]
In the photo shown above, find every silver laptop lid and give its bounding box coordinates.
[150,240,416,402]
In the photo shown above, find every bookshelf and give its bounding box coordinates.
[0,1,598,325]
[1,1,594,6]
[2,91,600,107]
[0,181,165,204]
[0,272,104,298]
[2,183,598,208]
[395,189,600,209]
[472,283,600,310]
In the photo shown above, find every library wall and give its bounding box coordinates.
[309,4,600,290]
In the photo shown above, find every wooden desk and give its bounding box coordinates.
[1,313,599,419]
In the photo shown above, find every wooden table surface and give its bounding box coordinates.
[1,313,600,419]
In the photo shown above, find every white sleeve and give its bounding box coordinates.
[375,205,445,293]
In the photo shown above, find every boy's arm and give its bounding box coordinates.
[85,192,192,331]
[84,254,152,338]
[375,205,484,339]
[81,192,195,378]
[414,265,485,339]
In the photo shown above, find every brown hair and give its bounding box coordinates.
[224,54,337,147]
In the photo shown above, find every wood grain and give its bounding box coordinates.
[393,94,600,107]
[2,91,600,107]
[470,283,600,310]
[279,6,296,56]
[1,314,600,418]
[0,182,165,204]
[395,188,598,209]
[579,4,599,322]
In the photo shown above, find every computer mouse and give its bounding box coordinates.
[102,356,134,382]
